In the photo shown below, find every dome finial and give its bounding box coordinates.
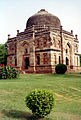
[40,9,46,11]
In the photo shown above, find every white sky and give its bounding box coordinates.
[0,0,81,53]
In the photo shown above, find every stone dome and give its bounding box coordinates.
[26,9,61,29]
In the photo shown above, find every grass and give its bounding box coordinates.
[0,73,81,120]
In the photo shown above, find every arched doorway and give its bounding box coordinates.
[25,57,30,69]
[66,57,69,65]
[66,42,72,66]
[59,56,61,64]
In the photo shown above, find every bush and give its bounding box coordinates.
[6,66,19,79]
[55,64,67,74]
[25,89,55,118]
[0,67,3,79]
[0,65,19,79]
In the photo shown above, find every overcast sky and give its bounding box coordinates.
[0,0,81,53]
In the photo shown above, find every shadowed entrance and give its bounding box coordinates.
[66,57,69,65]
[25,57,30,69]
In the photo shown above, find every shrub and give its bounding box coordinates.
[55,64,67,74]
[0,67,3,79]
[6,66,19,79]
[25,89,55,118]
[0,65,19,79]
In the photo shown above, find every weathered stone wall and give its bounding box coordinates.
[7,25,80,73]
[7,38,17,65]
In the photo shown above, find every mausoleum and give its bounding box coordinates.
[7,9,80,73]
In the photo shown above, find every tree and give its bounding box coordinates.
[0,43,7,65]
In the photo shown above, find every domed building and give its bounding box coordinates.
[7,9,81,73]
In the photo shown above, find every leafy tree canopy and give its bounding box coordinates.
[0,43,7,65]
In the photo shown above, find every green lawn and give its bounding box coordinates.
[0,73,81,120]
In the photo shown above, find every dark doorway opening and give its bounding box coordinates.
[66,57,69,65]
[25,57,30,69]
[25,49,28,54]
[59,56,61,64]
[15,58,17,66]
[37,56,40,65]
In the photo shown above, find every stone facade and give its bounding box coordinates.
[7,9,81,73]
